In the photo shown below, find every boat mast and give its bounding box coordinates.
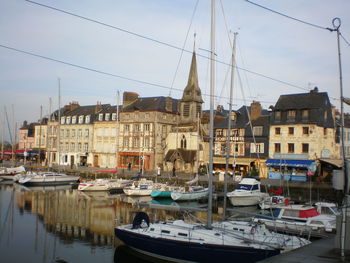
[207,0,215,228]
[57,78,61,172]
[223,32,237,220]
[116,90,120,176]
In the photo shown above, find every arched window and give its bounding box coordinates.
[180,135,187,149]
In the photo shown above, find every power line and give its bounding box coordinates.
[0,43,276,104]
[24,0,309,92]
[244,0,333,31]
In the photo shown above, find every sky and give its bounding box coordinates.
[0,0,350,142]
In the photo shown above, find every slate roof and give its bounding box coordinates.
[274,91,331,110]
[122,96,178,113]
[164,149,197,163]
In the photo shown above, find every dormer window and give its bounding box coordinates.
[287,110,296,121]
[105,113,110,121]
[99,113,103,121]
[66,116,71,124]
[61,117,65,124]
[275,111,281,121]
[72,116,76,124]
[112,113,117,121]
[85,115,90,123]
[79,115,84,124]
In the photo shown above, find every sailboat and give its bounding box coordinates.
[114,1,310,262]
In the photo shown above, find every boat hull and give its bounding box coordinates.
[151,190,171,198]
[171,188,208,201]
[115,228,280,263]
[227,193,269,206]
[18,176,79,186]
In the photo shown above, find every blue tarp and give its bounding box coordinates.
[265,159,314,168]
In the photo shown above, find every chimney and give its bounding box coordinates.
[63,101,80,112]
[310,87,319,93]
[95,101,102,113]
[165,97,173,112]
[123,92,139,107]
[250,101,262,120]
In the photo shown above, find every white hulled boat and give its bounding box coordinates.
[0,166,26,180]
[253,204,336,238]
[18,172,80,185]
[170,185,209,201]
[227,177,269,206]
[123,178,155,196]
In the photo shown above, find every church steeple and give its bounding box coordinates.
[182,51,203,103]
[179,50,203,124]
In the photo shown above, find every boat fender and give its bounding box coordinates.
[250,226,257,235]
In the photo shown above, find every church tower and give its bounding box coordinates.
[179,51,203,124]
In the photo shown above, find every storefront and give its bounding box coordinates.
[265,159,316,182]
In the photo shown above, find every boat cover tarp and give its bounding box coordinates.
[299,209,319,218]
[265,159,314,168]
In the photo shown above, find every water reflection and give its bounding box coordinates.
[0,182,262,262]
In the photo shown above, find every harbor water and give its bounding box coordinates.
[0,181,262,263]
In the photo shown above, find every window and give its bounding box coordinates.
[78,129,82,137]
[84,143,88,152]
[85,115,90,123]
[72,116,76,124]
[79,115,84,124]
[275,111,281,121]
[99,113,103,121]
[65,143,69,151]
[324,110,328,120]
[145,113,150,119]
[181,135,187,149]
[251,143,264,153]
[66,129,70,138]
[183,104,190,117]
[220,143,226,154]
[196,105,201,117]
[324,128,327,136]
[78,143,82,151]
[84,129,89,137]
[60,117,65,124]
[274,143,281,153]
[123,138,129,148]
[275,127,281,135]
[66,116,71,124]
[105,113,110,121]
[287,110,296,121]
[133,137,139,147]
[71,143,75,151]
[134,124,140,131]
[72,129,76,137]
[253,126,263,136]
[303,127,309,135]
[216,129,223,136]
[144,124,150,131]
[288,143,294,153]
[302,110,309,121]
[288,127,294,135]
[144,137,149,148]
[112,113,117,121]
[302,143,309,153]
[124,124,130,132]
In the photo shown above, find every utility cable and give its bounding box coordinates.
[24,0,310,92]
[244,0,333,32]
[169,0,199,97]
[0,43,276,105]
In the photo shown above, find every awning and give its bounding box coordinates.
[265,159,314,168]
[318,158,343,168]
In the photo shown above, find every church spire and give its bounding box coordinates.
[182,51,203,103]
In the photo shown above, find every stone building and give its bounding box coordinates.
[164,51,206,174]
[267,88,340,181]
[118,92,178,172]
[213,101,270,177]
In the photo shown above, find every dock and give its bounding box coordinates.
[258,235,349,263]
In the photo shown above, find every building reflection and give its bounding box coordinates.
[13,186,223,248]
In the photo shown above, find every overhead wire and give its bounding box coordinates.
[0,43,275,105]
[168,0,199,97]
[244,0,350,47]
[23,0,310,94]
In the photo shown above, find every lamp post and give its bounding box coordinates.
[331,17,348,259]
